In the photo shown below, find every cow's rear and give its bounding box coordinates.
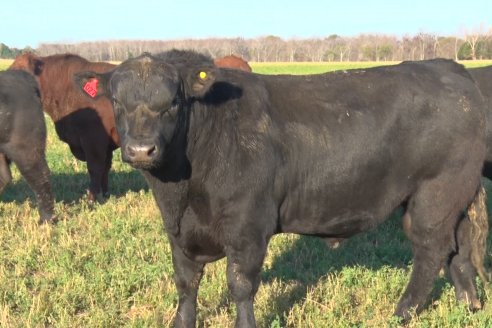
[0,70,55,223]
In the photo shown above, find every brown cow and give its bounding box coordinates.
[10,53,118,202]
[214,54,252,72]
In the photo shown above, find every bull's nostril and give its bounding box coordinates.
[126,145,136,157]
[147,145,157,157]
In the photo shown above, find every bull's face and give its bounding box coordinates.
[75,53,216,170]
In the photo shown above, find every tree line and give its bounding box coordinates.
[2,29,491,62]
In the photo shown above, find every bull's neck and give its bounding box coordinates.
[186,101,221,161]
[147,104,192,183]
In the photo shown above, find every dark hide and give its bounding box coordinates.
[0,70,55,223]
[468,66,492,179]
[153,49,214,66]
[75,55,487,326]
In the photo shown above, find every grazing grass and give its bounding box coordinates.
[250,60,492,75]
[460,60,492,69]
[1,61,492,327]
[250,61,400,74]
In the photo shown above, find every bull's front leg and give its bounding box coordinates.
[170,241,205,328]
[225,238,269,328]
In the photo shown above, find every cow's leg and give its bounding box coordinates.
[396,210,453,319]
[101,148,113,198]
[171,243,205,328]
[0,154,12,193]
[225,236,269,328]
[447,217,481,308]
[447,187,488,310]
[85,159,104,202]
[10,151,55,223]
[81,139,107,203]
[395,166,481,320]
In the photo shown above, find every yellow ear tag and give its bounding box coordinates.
[199,71,207,80]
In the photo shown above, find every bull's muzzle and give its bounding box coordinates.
[123,141,159,168]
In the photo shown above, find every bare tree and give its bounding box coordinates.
[462,23,488,60]
[26,25,491,63]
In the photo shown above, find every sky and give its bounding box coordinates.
[2,0,491,49]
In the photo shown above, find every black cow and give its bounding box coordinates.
[468,66,492,179]
[76,54,488,326]
[0,70,55,223]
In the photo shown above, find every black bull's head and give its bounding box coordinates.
[74,53,216,169]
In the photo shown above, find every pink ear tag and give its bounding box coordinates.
[83,79,98,98]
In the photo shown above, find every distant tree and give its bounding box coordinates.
[28,25,492,63]
[0,43,13,58]
[458,43,472,60]
[378,44,393,61]
[476,39,492,59]
[0,43,27,58]
[462,23,489,60]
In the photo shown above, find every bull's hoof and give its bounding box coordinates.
[324,237,345,249]
[86,190,108,204]
[86,190,97,203]
[38,215,58,225]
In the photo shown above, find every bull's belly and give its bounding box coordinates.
[280,212,389,237]
[174,228,225,263]
[278,190,407,238]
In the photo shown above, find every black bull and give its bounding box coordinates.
[0,70,55,223]
[76,55,489,326]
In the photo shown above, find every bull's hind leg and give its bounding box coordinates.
[83,136,115,203]
[10,150,55,223]
[0,154,12,193]
[395,166,482,320]
[447,186,488,310]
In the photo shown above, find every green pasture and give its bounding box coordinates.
[0,59,13,71]
[250,60,492,74]
[1,61,492,327]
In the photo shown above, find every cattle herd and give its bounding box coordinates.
[1,50,492,326]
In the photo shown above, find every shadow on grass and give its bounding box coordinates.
[258,210,411,323]
[0,169,148,204]
[257,188,492,325]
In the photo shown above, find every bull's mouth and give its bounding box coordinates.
[125,159,157,170]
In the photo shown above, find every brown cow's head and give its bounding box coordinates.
[75,53,216,170]
[214,55,252,72]
[9,52,44,76]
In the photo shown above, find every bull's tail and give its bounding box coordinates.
[467,185,490,285]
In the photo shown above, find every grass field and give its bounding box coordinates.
[1,60,492,327]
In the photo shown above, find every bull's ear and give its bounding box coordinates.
[74,71,109,99]
[186,67,217,98]
[30,56,44,76]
